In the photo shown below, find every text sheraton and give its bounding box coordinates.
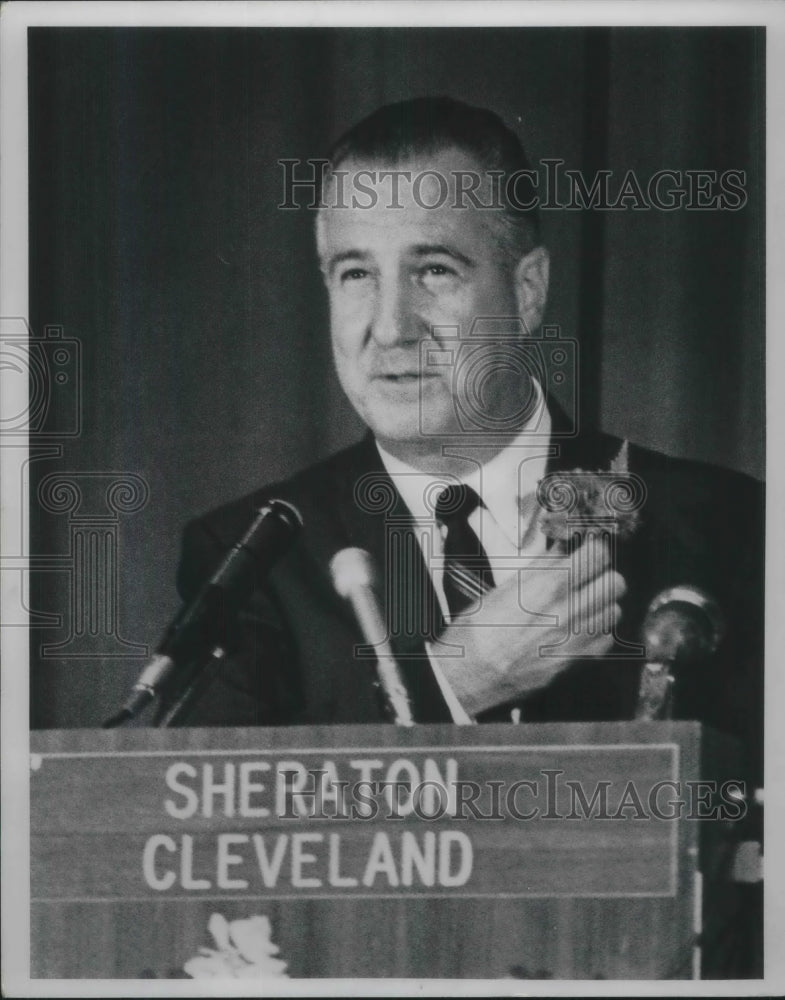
[163,756,460,820]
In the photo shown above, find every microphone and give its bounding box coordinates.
[635,585,724,720]
[104,499,302,727]
[330,547,414,726]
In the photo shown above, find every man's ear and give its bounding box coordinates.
[315,213,329,286]
[514,246,550,334]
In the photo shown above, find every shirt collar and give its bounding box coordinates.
[376,379,551,547]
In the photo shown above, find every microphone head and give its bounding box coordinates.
[264,499,304,532]
[330,547,376,597]
[236,499,303,565]
[642,585,724,664]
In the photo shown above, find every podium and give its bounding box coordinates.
[31,722,753,980]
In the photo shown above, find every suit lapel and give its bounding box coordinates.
[545,402,621,476]
[334,434,452,722]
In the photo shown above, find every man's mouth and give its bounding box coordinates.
[374,372,440,382]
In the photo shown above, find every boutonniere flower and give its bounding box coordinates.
[533,440,644,545]
[183,913,289,979]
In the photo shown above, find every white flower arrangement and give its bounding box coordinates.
[183,912,289,979]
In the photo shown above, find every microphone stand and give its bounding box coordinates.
[157,647,231,727]
[102,499,303,729]
[330,548,415,727]
[102,644,229,729]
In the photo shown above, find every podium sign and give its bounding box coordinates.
[30,722,741,979]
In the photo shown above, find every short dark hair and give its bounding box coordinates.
[325,95,541,259]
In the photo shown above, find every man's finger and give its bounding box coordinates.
[572,569,626,632]
[571,534,613,588]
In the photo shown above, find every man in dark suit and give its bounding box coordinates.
[161,97,763,783]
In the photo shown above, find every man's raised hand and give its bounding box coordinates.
[431,537,626,717]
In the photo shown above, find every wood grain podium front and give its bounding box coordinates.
[30,722,745,980]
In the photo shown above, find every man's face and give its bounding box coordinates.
[316,149,548,461]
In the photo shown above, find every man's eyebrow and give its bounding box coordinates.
[410,244,475,268]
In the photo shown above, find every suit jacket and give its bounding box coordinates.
[160,409,764,780]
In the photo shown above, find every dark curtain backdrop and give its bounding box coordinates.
[28,27,764,728]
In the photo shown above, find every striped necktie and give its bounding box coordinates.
[434,484,495,619]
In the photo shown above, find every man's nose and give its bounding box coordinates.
[370,276,420,347]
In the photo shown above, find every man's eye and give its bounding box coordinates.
[419,263,459,285]
[340,268,368,282]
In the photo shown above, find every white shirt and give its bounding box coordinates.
[376,380,553,722]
